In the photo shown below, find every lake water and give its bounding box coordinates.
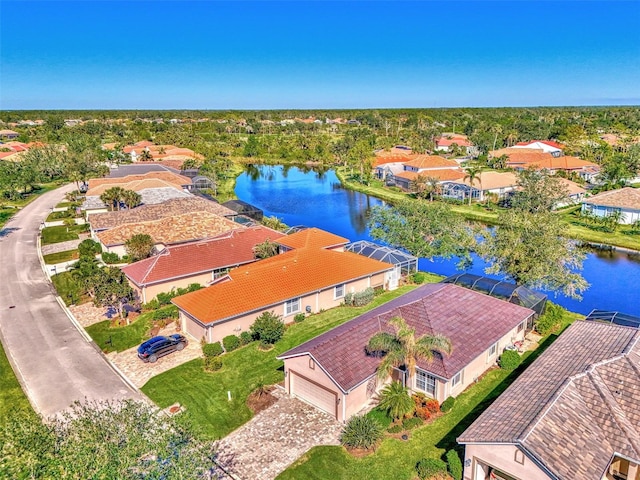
[235,165,640,317]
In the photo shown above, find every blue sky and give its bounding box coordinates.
[1,1,639,109]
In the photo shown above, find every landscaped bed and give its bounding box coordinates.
[141,286,418,440]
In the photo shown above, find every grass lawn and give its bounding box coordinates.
[45,209,74,222]
[0,341,35,422]
[51,271,86,306]
[0,208,15,229]
[85,314,155,353]
[277,310,580,480]
[142,286,418,440]
[42,249,79,265]
[41,224,88,245]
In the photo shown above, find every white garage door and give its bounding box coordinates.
[291,372,337,418]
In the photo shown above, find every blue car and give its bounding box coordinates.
[137,334,187,363]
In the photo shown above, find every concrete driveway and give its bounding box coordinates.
[216,388,342,480]
[0,184,142,418]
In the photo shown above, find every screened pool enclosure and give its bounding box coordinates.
[345,240,418,275]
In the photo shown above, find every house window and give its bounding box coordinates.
[488,342,498,359]
[514,449,525,465]
[284,298,301,316]
[309,358,315,370]
[334,284,345,299]
[451,370,463,389]
[517,321,525,333]
[415,370,436,397]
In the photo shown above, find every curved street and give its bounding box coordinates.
[0,184,141,418]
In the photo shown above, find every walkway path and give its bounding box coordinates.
[0,184,141,418]
[216,388,342,479]
[41,238,83,255]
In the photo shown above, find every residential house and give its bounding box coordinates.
[0,129,20,139]
[440,171,519,202]
[121,226,284,303]
[492,148,600,182]
[96,211,240,256]
[512,140,565,157]
[458,320,640,480]
[390,155,465,191]
[581,187,640,224]
[172,228,394,344]
[435,134,479,157]
[87,171,192,191]
[373,146,417,181]
[88,197,236,236]
[555,178,587,207]
[277,283,534,421]
[104,141,203,164]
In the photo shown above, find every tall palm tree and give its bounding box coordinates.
[121,189,141,209]
[99,186,125,211]
[367,316,452,390]
[138,149,153,162]
[464,166,483,205]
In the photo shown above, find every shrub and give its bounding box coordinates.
[340,415,384,450]
[366,407,392,429]
[156,291,174,306]
[416,458,447,480]
[239,331,253,345]
[343,292,354,306]
[353,287,374,306]
[535,303,566,335]
[143,299,160,311]
[499,350,521,371]
[223,335,241,352]
[293,313,306,323]
[101,251,120,264]
[446,449,463,480]
[413,393,440,420]
[412,271,426,284]
[78,239,102,257]
[202,342,223,358]
[250,311,285,345]
[377,381,414,420]
[151,305,178,321]
[402,416,423,430]
[440,396,456,413]
[204,357,222,372]
[387,424,403,434]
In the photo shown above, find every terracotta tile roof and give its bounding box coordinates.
[460,171,518,190]
[403,155,459,169]
[583,187,640,210]
[279,283,534,391]
[557,177,586,196]
[489,147,542,157]
[373,147,417,167]
[86,178,187,197]
[122,226,284,286]
[395,169,466,182]
[172,244,393,325]
[436,137,473,148]
[458,321,640,480]
[89,197,235,231]
[277,228,348,250]
[517,155,598,172]
[97,211,239,247]
[87,171,191,190]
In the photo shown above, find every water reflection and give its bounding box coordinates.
[235,165,640,316]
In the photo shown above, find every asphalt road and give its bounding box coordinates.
[0,184,141,417]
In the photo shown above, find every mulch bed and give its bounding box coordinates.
[246,388,278,414]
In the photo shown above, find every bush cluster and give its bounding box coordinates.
[402,417,423,430]
[202,342,223,358]
[144,284,203,310]
[499,350,521,371]
[101,251,120,264]
[204,357,222,372]
[340,415,384,450]
[535,303,566,335]
[440,396,456,413]
[223,335,241,352]
[240,331,253,345]
[416,458,447,480]
[293,313,306,323]
[412,393,440,420]
[412,271,427,284]
[446,450,463,480]
[250,311,285,345]
[151,305,179,321]
[387,424,403,434]
[344,287,375,307]
[78,239,102,257]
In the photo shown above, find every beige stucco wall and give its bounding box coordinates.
[344,377,380,419]
[463,444,551,480]
[139,272,210,303]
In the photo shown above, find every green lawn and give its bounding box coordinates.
[42,249,79,265]
[277,334,564,480]
[51,271,85,306]
[85,314,155,353]
[0,341,35,422]
[41,224,88,245]
[45,209,74,222]
[0,208,15,229]
[142,286,418,440]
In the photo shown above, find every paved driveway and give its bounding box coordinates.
[216,388,342,480]
[0,184,142,418]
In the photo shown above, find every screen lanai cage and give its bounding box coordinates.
[221,200,264,221]
[585,310,640,329]
[345,240,418,275]
[442,273,547,317]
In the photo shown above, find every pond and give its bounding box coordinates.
[235,165,640,317]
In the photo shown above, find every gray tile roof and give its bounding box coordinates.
[82,187,192,211]
[279,283,534,392]
[458,320,640,480]
[107,164,181,178]
[583,187,640,211]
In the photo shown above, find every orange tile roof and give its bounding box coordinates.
[97,211,239,246]
[489,147,543,157]
[172,244,393,325]
[403,155,459,169]
[277,228,348,250]
[436,137,473,148]
[88,171,190,190]
[512,155,598,172]
[460,171,518,190]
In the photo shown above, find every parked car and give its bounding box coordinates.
[137,334,187,363]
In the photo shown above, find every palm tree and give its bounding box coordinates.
[138,149,153,162]
[464,166,483,205]
[121,189,141,209]
[377,381,414,421]
[367,316,452,391]
[100,186,125,211]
